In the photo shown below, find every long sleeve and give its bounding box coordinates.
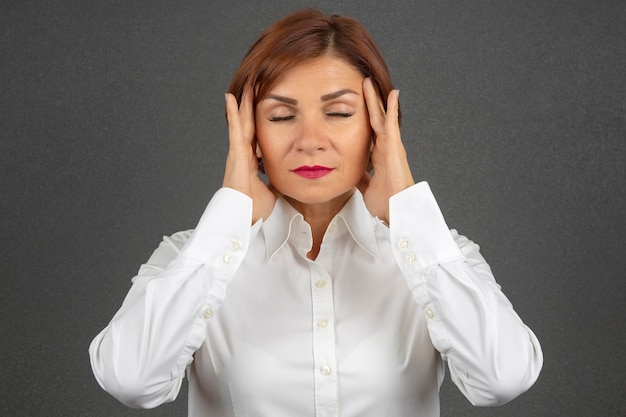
[389,181,543,406]
[88,188,256,409]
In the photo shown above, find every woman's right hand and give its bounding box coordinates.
[223,86,277,223]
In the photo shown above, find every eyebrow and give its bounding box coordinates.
[320,89,358,101]
[264,94,298,105]
[263,89,358,105]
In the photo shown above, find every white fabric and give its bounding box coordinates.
[89,181,542,416]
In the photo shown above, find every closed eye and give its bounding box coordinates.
[326,112,354,118]
[268,115,295,122]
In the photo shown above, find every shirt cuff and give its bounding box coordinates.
[389,181,464,270]
[180,187,253,270]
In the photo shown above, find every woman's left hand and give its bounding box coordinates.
[358,77,415,225]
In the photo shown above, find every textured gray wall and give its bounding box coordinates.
[1,1,624,416]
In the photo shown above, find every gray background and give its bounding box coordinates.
[1,0,624,416]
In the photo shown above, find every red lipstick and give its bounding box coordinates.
[292,165,334,179]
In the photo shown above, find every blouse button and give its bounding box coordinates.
[397,239,410,250]
[203,308,213,319]
[222,253,233,264]
[320,365,332,376]
[404,252,416,263]
[317,319,329,328]
[231,239,243,251]
[315,279,327,289]
[425,308,435,319]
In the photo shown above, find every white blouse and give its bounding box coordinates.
[89,182,542,417]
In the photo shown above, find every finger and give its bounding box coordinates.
[225,92,243,146]
[385,89,400,129]
[362,77,386,135]
[239,85,255,144]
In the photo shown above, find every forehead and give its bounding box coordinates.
[266,55,364,94]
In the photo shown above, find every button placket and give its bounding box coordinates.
[309,263,338,416]
[320,365,332,376]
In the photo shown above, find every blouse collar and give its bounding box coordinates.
[262,190,379,261]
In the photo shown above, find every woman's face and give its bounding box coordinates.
[255,54,371,211]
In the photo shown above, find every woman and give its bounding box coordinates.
[89,9,542,416]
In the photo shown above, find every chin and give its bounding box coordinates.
[281,187,356,207]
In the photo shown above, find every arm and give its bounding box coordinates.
[389,182,543,406]
[90,86,275,408]
[89,188,256,408]
[360,81,542,404]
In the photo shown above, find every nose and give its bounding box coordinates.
[294,115,328,153]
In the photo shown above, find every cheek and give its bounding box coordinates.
[347,123,373,159]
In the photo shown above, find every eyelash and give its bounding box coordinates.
[269,115,295,122]
[327,112,354,118]
[268,112,353,122]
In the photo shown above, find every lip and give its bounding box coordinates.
[292,165,334,179]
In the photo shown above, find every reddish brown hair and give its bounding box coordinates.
[228,9,398,120]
